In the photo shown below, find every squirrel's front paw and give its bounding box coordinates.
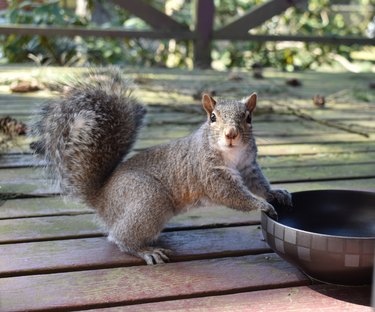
[258,201,278,220]
[268,189,293,207]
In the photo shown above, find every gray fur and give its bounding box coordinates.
[31,68,292,264]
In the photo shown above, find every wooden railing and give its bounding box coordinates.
[0,0,374,68]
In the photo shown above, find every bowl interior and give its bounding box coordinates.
[275,190,375,238]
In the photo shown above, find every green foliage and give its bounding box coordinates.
[211,0,373,71]
[0,0,373,69]
[2,0,86,64]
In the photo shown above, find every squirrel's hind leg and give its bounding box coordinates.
[108,216,174,265]
[106,181,175,265]
[109,229,173,264]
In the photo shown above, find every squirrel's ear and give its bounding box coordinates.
[202,94,216,114]
[245,93,257,112]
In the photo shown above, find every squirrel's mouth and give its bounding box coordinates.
[219,136,241,149]
[225,140,237,148]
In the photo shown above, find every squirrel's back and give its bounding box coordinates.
[31,68,146,204]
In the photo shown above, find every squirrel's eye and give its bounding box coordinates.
[210,113,216,123]
[246,114,252,124]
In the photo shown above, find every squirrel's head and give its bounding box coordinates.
[202,93,257,151]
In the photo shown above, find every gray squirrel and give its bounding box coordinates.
[31,68,292,264]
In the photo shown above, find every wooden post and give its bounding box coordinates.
[193,0,214,69]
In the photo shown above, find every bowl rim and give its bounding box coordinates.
[262,189,375,240]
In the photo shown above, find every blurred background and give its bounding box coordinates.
[0,0,374,72]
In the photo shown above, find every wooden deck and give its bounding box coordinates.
[0,66,374,311]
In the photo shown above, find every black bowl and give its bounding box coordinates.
[261,190,375,285]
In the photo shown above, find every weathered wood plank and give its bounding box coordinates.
[260,152,375,168]
[139,126,373,143]
[0,154,41,168]
[3,133,373,155]
[2,146,375,169]
[2,177,375,219]
[137,140,375,155]
[1,147,374,171]
[0,253,310,312]
[0,167,53,184]
[134,136,375,152]
[1,161,374,196]
[141,119,351,137]
[2,175,375,242]
[277,98,374,111]
[2,141,374,181]
[1,174,374,201]
[0,197,91,219]
[0,65,373,101]
[0,214,100,243]
[256,141,375,156]
[0,207,260,243]
[0,225,270,276]
[3,119,355,154]
[263,162,375,184]
[93,285,372,312]
[0,176,58,196]
[0,151,328,171]
[291,110,375,122]
[341,120,375,129]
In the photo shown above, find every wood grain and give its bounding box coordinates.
[0,207,261,243]
[0,254,310,311]
[2,148,375,169]
[1,160,374,196]
[0,197,91,219]
[0,214,101,243]
[91,285,372,312]
[0,225,270,276]
[1,178,375,219]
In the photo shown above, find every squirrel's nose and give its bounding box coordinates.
[224,127,239,140]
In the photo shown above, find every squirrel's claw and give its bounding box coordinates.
[259,201,278,220]
[138,247,173,265]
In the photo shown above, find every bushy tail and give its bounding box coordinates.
[31,67,146,204]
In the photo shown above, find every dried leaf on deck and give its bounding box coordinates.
[10,79,44,93]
